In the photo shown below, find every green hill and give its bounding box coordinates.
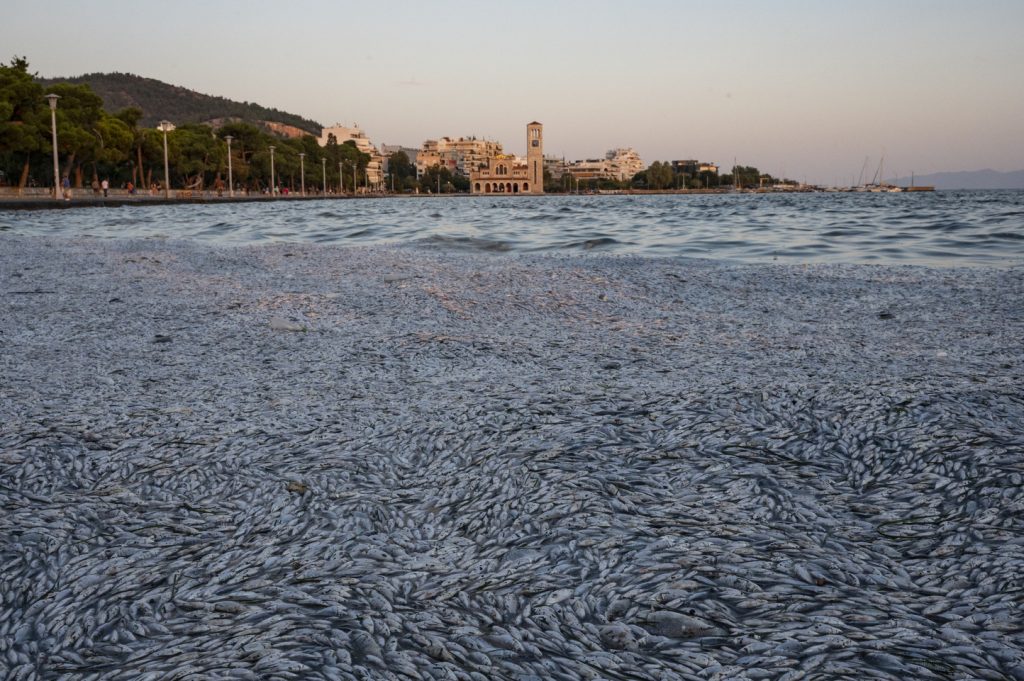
[38,72,322,136]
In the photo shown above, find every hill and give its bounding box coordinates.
[888,169,1024,190]
[38,72,322,137]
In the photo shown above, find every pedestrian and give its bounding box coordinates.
[126,181,135,195]
[62,175,71,201]
[91,178,100,195]
[101,178,109,197]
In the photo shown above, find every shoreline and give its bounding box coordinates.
[0,186,873,211]
[2,235,1022,679]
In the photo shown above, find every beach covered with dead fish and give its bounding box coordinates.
[1,235,1023,681]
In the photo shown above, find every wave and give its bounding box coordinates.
[3,190,1022,266]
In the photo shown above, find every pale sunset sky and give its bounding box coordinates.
[3,0,1022,184]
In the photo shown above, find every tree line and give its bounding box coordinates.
[637,162,791,190]
[547,163,793,192]
[0,57,368,192]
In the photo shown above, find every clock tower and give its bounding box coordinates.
[527,122,543,194]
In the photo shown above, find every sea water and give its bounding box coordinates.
[2,190,1022,267]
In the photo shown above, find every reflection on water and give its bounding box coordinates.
[2,190,1023,267]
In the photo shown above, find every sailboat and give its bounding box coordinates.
[866,155,904,192]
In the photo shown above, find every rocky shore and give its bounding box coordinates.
[2,235,1022,680]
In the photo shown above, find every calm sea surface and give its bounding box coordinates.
[3,190,1022,267]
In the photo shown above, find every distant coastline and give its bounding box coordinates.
[888,168,1024,191]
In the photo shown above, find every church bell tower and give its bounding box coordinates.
[527,122,543,194]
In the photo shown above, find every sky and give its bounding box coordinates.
[3,0,1023,184]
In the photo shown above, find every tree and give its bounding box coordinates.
[168,123,222,189]
[43,82,105,186]
[340,140,370,192]
[728,165,761,189]
[387,151,415,191]
[419,164,456,193]
[217,121,274,190]
[115,106,149,187]
[0,56,46,188]
[646,161,674,190]
[90,112,133,182]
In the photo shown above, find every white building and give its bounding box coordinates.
[605,148,645,181]
[317,123,384,189]
[564,147,645,183]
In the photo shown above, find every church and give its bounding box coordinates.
[470,122,543,195]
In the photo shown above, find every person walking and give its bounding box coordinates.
[101,178,109,197]
[62,175,71,201]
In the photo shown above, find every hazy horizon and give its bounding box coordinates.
[4,0,1022,185]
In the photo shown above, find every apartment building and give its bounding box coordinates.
[317,123,384,188]
[415,136,503,178]
[605,148,645,181]
[564,148,645,182]
[672,159,719,176]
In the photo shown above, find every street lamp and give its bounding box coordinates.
[299,153,306,196]
[321,157,327,195]
[158,120,174,199]
[44,94,60,201]
[224,135,234,198]
[348,160,357,195]
[338,162,343,195]
[268,145,276,196]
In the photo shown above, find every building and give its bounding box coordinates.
[470,122,544,194]
[672,160,719,176]
[381,144,419,164]
[544,156,568,180]
[565,158,618,181]
[672,160,700,176]
[605,148,645,181]
[561,147,644,183]
[415,136,503,178]
[317,123,385,189]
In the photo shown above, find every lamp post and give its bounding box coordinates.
[224,135,234,198]
[348,160,357,195]
[298,153,306,196]
[44,94,60,201]
[338,161,343,195]
[321,158,326,195]
[268,145,276,196]
[158,120,174,199]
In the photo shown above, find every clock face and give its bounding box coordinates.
[531,140,539,147]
